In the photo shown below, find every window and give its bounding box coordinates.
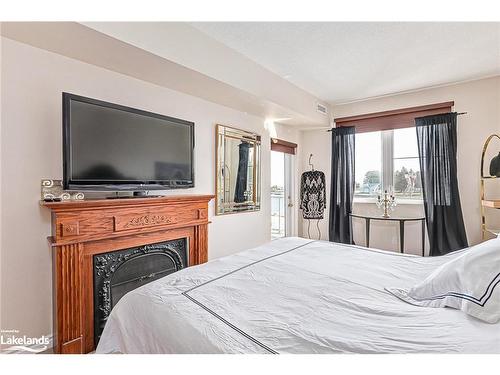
[271,150,286,239]
[338,102,453,202]
[355,127,422,201]
[392,127,422,200]
[354,131,382,198]
[270,139,297,239]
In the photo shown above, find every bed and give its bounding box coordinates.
[96,237,500,353]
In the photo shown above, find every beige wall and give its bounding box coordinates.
[0,30,3,335]
[0,37,300,339]
[300,76,500,253]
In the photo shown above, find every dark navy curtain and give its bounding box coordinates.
[329,126,355,243]
[234,142,251,203]
[415,113,468,256]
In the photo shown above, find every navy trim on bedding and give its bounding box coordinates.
[341,241,469,258]
[183,240,315,293]
[180,239,474,353]
[406,272,500,306]
[182,292,278,354]
[181,240,315,354]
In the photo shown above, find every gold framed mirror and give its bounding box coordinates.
[215,124,261,215]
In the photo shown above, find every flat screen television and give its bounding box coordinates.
[63,93,194,192]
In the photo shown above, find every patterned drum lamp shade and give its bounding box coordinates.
[300,171,326,219]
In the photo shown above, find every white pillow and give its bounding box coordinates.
[386,238,500,323]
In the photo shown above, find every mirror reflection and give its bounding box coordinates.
[216,124,261,215]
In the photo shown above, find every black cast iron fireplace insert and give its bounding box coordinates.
[93,238,188,345]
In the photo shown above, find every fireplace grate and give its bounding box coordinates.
[93,238,187,346]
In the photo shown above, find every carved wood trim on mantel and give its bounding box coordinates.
[42,194,214,354]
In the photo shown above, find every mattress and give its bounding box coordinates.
[96,237,500,353]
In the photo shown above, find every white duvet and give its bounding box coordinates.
[96,237,500,354]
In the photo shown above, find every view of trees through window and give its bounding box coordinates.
[354,131,381,197]
[392,127,422,199]
[355,127,422,200]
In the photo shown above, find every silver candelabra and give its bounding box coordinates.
[377,189,397,218]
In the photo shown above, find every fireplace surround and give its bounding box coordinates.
[93,238,188,345]
[42,194,214,354]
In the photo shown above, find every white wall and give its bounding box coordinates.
[0,37,298,339]
[300,76,500,253]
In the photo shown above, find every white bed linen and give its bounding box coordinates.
[96,237,500,354]
[387,237,500,323]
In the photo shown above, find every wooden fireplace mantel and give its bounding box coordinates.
[41,194,214,354]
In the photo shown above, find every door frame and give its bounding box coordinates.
[284,153,296,237]
[270,137,298,239]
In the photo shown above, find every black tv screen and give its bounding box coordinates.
[63,93,194,191]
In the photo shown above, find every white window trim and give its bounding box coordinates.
[381,130,393,192]
[353,197,423,205]
[284,153,296,236]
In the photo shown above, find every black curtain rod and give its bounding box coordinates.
[326,112,468,132]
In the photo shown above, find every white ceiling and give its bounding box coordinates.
[191,22,500,104]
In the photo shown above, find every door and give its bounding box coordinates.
[271,150,295,239]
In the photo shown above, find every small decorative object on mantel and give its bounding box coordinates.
[41,179,85,201]
[377,189,397,218]
[490,152,500,177]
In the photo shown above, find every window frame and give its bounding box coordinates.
[353,128,423,204]
[338,102,453,205]
[334,101,454,133]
